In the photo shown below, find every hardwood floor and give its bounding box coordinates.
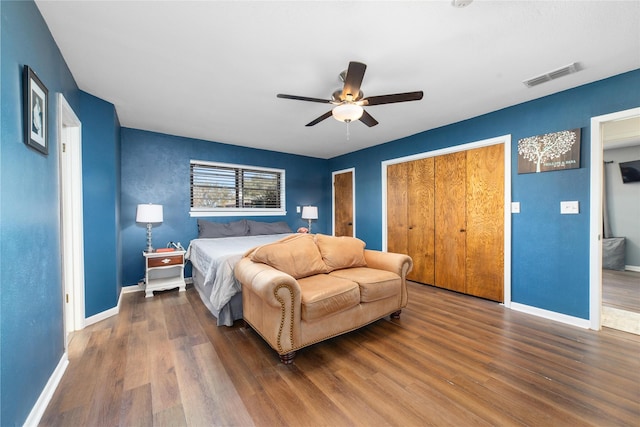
[40,282,640,426]
[603,269,640,314]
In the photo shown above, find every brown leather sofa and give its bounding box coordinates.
[234,233,413,364]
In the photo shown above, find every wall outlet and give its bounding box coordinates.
[511,202,520,213]
[560,201,579,214]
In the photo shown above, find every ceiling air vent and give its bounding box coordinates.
[523,62,581,88]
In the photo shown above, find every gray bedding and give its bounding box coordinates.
[186,234,293,325]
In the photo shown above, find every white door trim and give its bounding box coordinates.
[381,134,512,305]
[58,93,85,345]
[332,167,356,237]
[589,107,640,330]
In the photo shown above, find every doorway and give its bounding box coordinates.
[332,168,355,237]
[58,94,85,347]
[589,107,640,334]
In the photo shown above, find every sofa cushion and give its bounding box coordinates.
[315,234,367,271]
[329,267,401,303]
[297,274,360,321]
[248,234,329,279]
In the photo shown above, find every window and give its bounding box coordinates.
[190,160,285,217]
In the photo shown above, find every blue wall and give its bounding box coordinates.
[329,69,640,319]
[0,1,79,425]
[80,91,121,317]
[120,128,329,286]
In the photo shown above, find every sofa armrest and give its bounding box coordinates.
[235,257,302,354]
[235,257,301,309]
[364,250,413,279]
[364,250,413,308]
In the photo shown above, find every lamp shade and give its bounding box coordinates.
[301,206,318,220]
[332,103,364,123]
[136,203,163,223]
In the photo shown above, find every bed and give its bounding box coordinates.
[186,219,294,326]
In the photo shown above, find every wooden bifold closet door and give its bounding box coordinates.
[434,151,467,293]
[387,158,435,284]
[387,144,504,302]
[464,144,504,302]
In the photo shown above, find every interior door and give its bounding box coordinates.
[333,170,354,236]
[435,151,467,293]
[465,144,504,301]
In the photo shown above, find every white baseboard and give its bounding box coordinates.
[122,283,144,293]
[510,302,591,329]
[84,288,125,327]
[23,352,69,427]
[625,265,640,273]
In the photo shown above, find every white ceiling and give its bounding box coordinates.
[603,116,640,150]
[35,1,640,159]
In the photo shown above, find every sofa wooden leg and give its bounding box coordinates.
[390,310,402,319]
[279,351,296,364]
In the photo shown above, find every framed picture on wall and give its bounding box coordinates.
[23,65,48,155]
[517,128,581,174]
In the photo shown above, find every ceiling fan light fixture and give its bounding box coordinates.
[332,103,364,123]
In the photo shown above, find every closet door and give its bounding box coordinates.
[434,151,467,293]
[465,144,504,301]
[386,162,408,255]
[407,158,435,284]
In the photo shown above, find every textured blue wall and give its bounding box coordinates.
[329,70,640,319]
[120,128,329,286]
[80,91,121,317]
[0,1,79,425]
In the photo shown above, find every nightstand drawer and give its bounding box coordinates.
[147,254,183,268]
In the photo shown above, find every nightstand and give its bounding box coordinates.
[143,250,186,298]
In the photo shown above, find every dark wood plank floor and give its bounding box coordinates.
[40,282,640,426]
[603,269,640,314]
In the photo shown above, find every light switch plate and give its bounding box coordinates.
[560,201,579,214]
[296,206,301,213]
[511,202,520,213]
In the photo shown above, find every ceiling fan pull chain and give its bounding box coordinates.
[346,121,350,140]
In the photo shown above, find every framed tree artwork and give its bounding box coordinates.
[517,128,581,174]
[23,65,48,155]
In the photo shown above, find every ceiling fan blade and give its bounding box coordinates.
[362,91,424,106]
[359,110,379,127]
[341,62,367,101]
[306,111,333,127]
[277,94,332,104]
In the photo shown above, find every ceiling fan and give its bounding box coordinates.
[277,61,423,127]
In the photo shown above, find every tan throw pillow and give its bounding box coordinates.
[249,234,329,279]
[315,234,367,271]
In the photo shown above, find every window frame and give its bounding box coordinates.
[189,159,286,217]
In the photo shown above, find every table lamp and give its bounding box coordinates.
[136,203,163,252]
[301,206,318,233]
